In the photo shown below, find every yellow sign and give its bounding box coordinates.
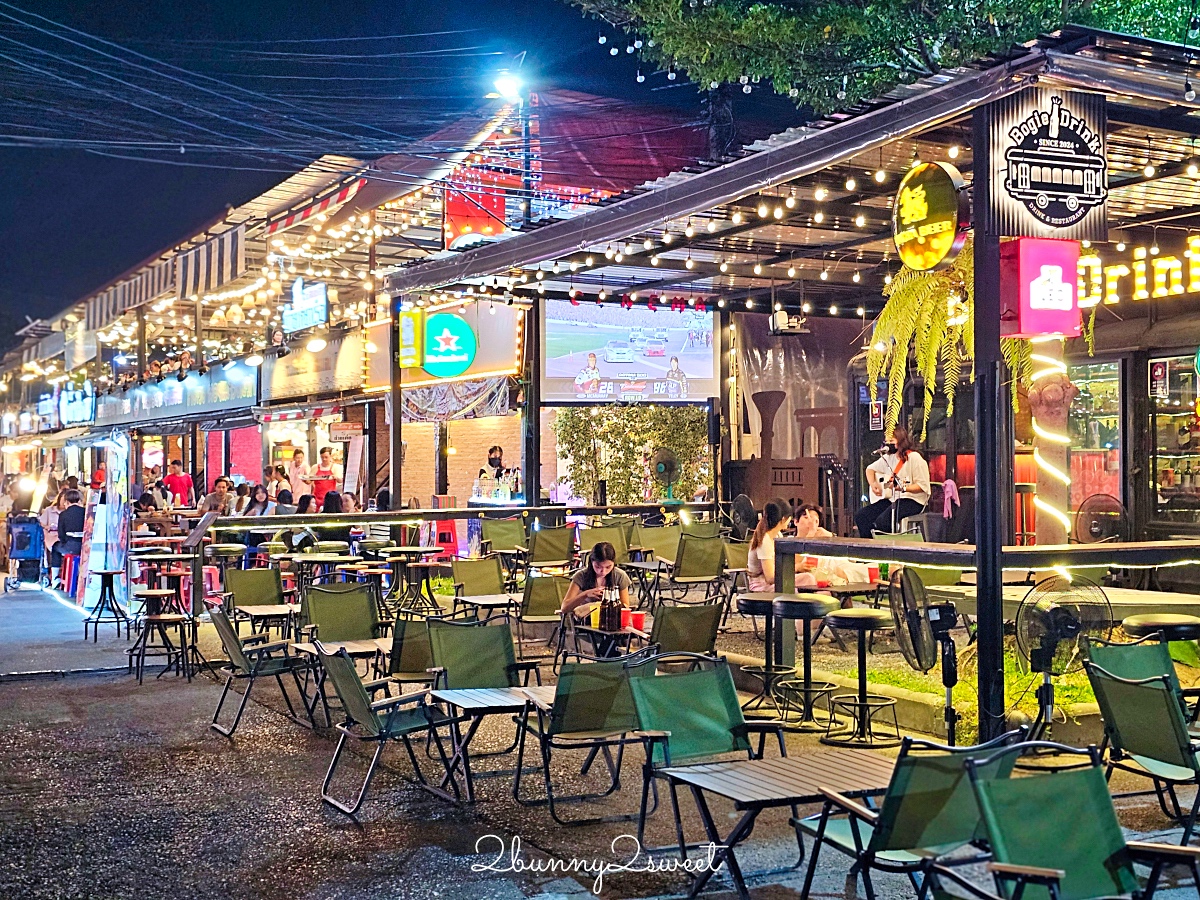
[396,308,423,369]
[1077,235,1200,307]
[892,162,968,271]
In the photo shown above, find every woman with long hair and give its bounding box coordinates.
[746,499,818,592]
[321,491,344,514]
[855,424,931,537]
[295,494,316,515]
[242,484,274,517]
[561,541,631,618]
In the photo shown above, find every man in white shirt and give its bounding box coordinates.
[287,449,309,499]
[855,426,931,537]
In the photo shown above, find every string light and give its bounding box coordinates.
[844,177,857,191]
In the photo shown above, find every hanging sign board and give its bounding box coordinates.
[869,401,885,431]
[891,162,969,271]
[1151,360,1170,400]
[999,237,1082,338]
[983,89,1107,241]
[282,278,330,334]
[343,434,365,496]
[329,422,363,443]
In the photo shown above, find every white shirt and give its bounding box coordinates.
[868,451,931,506]
[288,461,309,498]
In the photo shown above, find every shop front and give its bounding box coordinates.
[258,318,391,499]
[394,299,525,508]
[95,360,258,494]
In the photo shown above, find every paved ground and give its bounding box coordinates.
[1,587,1199,899]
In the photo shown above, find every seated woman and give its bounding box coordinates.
[794,502,870,586]
[746,499,818,593]
[561,541,633,657]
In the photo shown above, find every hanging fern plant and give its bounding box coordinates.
[866,238,1071,439]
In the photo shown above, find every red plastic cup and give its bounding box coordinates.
[631,611,646,631]
[868,564,880,582]
[621,608,632,628]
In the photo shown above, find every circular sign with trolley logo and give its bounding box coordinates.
[891,161,969,271]
[1003,94,1107,229]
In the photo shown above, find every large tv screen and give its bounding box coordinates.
[541,298,718,403]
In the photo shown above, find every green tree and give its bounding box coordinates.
[568,0,1186,112]
[553,405,710,504]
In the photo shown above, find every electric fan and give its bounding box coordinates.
[889,567,962,744]
[651,448,682,501]
[1071,493,1129,543]
[1014,574,1113,740]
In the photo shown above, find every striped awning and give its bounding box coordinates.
[264,179,366,236]
[257,404,341,423]
[175,225,246,301]
[84,260,175,331]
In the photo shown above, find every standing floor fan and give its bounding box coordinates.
[889,567,962,744]
[1014,574,1113,740]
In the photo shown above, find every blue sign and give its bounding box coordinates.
[282,278,329,334]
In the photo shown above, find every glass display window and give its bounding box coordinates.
[1150,354,1200,524]
[1067,361,1121,512]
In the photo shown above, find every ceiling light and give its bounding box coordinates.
[854,214,866,227]
[844,177,857,191]
[306,335,327,353]
[814,188,827,201]
[873,169,886,183]
[245,352,264,367]
[948,145,961,159]
[829,305,838,315]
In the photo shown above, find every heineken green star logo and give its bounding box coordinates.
[422,312,477,378]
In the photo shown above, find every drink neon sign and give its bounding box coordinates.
[1078,235,1200,307]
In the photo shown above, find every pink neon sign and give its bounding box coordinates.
[1000,237,1082,339]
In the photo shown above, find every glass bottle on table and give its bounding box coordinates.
[600,585,623,632]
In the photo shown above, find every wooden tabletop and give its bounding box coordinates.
[292,637,391,656]
[133,553,188,563]
[663,750,894,809]
[295,554,363,564]
[236,605,298,618]
[929,583,1200,620]
[431,684,556,713]
[829,581,886,594]
[460,593,520,609]
[378,546,441,556]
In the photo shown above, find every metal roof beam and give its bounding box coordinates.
[387,56,1042,295]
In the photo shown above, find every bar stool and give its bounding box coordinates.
[1014,483,1037,546]
[821,607,901,748]
[130,611,192,684]
[127,587,176,671]
[736,592,795,718]
[315,540,350,554]
[773,593,839,731]
[1122,613,1200,642]
[83,568,131,641]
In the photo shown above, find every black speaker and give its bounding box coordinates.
[707,398,721,445]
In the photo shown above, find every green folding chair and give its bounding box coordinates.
[578,525,630,565]
[209,609,312,737]
[598,515,637,544]
[450,557,509,614]
[513,645,658,825]
[382,616,435,692]
[481,518,527,584]
[627,653,787,854]
[632,524,681,564]
[660,534,726,607]
[1084,634,1197,718]
[681,520,721,538]
[518,525,576,575]
[796,732,1023,900]
[315,642,451,815]
[719,540,751,624]
[427,618,541,690]
[224,567,293,636]
[648,603,721,655]
[1083,662,1200,844]
[301,582,381,642]
[515,574,570,661]
[929,741,1195,900]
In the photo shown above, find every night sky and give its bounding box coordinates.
[0,0,796,325]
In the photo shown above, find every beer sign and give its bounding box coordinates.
[891,162,969,271]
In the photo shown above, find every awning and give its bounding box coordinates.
[200,412,259,432]
[257,404,341,423]
[38,426,91,448]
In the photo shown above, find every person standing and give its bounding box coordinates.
[162,460,195,507]
[307,447,342,506]
[855,425,931,537]
[287,449,309,499]
[479,445,506,479]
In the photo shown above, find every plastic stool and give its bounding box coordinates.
[60,554,79,595]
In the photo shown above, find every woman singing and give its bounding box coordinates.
[854,425,931,537]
